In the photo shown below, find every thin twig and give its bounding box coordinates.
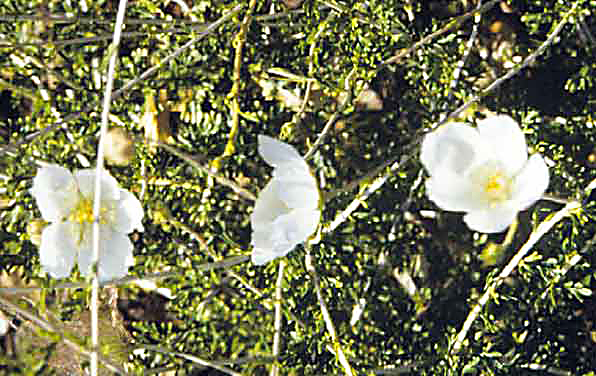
[0,296,129,375]
[0,8,309,27]
[0,5,243,155]
[164,214,307,329]
[305,248,354,376]
[323,152,405,201]
[0,256,250,295]
[0,31,147,47]
[304,67,356,160]
[451,201,581,355]
[0,14,208,25]
[270,261,285,376]
[575,14,595,47]
[438,2,579,128]
[381,0,500,66]
[213,0,259,169]
[323,154,411,234]
[143,345,242,376]
[445,0,483,105]
[295,12,336,119]
[539,231,596,301]
[323,2,580,233]
[156,141,256,201]
[90,1,128,374]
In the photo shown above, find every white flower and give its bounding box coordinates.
[31,164,143,280]
[251,135,321,265]
[0,311,9,336]
[420,115,549,233]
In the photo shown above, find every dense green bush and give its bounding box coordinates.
[1,0,595,375]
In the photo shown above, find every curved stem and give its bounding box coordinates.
[451,201,581,355]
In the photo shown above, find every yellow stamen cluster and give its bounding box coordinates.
[68,197,108,224]
[69,197,95,224]
[484,172,511,206]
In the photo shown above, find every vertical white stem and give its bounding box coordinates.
[270,261,285,376]
[90,1,128,374]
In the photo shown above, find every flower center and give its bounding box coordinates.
[68,197,107,225]
[469,162,513,208]
[483,171,511,206]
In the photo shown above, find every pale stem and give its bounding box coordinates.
[270,260,285,376]
[143,345,242,376]
[0,256,250,295]
[445,0,483,105]
[6,5,243,153]
[539,231,596,301]
[305,249,354,376]
[163,214,306,329]
[325,1,579,234]
[439,2,579,128]
[90,0,128,374]
[451,200,581,355]
[324,163,398,234]
[381,0,500,66]
[295,12,336,120]
[0,295,129,374]
[156,141,256,201]
[304,67,356,160]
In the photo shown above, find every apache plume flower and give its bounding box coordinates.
[420,115,549,233]
[251,136,321,265]
[31,164,143,280]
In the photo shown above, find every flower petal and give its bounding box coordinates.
[511,154,549,210]
[477,115,528,175]
[31,164,78,222]
[0,313,9,336]
[74,168,121,201]
[40,222,78,278]
[77,226,134,281]
[251,229,282,265]
[463,206,518,233]
[251,208,320,265]
[258,135,307,170]
[425,170,487,212]
[421,122,485,176]
[112,189,144,233]
[97,231,134,281]
[251,180,291,231]
[275,177,319,210]
[281,208,320,245]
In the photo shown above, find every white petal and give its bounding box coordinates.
[258,135,305,166]
[39,222,78,278]
[251,229,282,265]
[77,226,134,281]
[97,231,134,281]
[112,189,144,233]
[421,123,485,176]
[74,168,121,201]
[511,154,549,210]
[31,164,78,222]
[425,171,487,212]
[251,180,291,230]
[463,206,518,233]
[477,115,528,175]
[276,177,319,210]
[280,208,320,245]
[0,313,9,336]
[251,208,320,265]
